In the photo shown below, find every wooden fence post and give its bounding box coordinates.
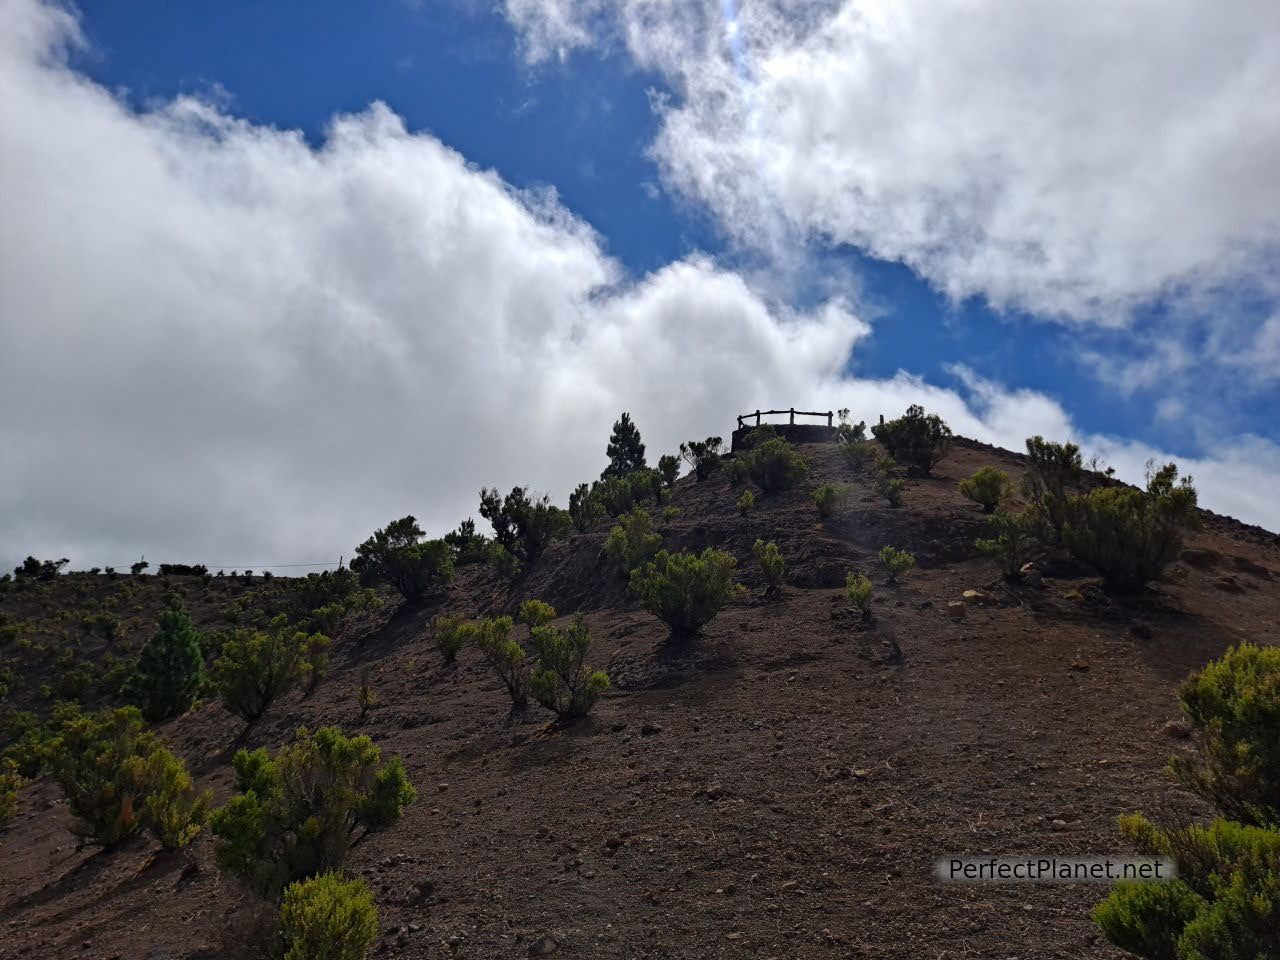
[827,411,833,427]
[755,410,761,426]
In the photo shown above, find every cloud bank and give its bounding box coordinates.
[1,0,1278,575]
[507,0,1280,326]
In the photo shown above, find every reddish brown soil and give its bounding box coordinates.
[2,438,1279,959]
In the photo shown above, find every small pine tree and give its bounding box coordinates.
[602,413,647,480]
[0,758,25,828]
[517,599,557,631]
[471,617,528,712]
[430,613,469,663]
[814,483,852,519]
[1023,435,1083,541]
[875,456,905,507]
[679,437,723,481]
[871,405,952,475]
[737,489,755,516]
[122,601,205,722]
[356,668,378,719]
[351,516,453,599]
[212,615,321,727]
[604,507,662,575]
[658,454,681,488]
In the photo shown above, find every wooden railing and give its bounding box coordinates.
[736,408,835,429]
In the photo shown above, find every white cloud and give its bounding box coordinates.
[507,0,1280,327]
[1,0,1278,578]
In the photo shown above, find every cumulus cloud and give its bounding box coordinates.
[1,0,1278,577]
[506,0,1280,327]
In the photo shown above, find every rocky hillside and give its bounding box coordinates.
[2,435,1278,959]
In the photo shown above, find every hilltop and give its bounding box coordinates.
[1,426,1279,959]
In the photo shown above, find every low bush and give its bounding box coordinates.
[753,540,785,597]
[0,758,24,828]
[835,409,867,444]
[122,600,205,722]
[1171,642,1280,828]
[430,613,469,663]
[629,548,738,639]
[878,546,915,582]
[814,483,853,519]
[976,510,1037,580]
[47,706,207,848]
[875,456,905,507]
[1062,463,1198,593]
[845,573,873,617]
[14,556,68,580]
[211,726,414,897]
[213,615,330,726]
[959,466,1010,513]
[517,599,557,631]
[157,564,208,576]
[841,440,879,471]
[1093,642,1280,959]
[471,617,528,712]
[662,506,681,521]
[737,489,755,516]
[604,507,662,575]
[351,516,453,599]
[744,438,809,494]
[679,437,724,481]
[529,614,609,719]
[737,425,778,450]
[279,872,379,960]
[871,405,952,475]
[356,668,378,719]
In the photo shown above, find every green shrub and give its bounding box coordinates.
[753,540,785,596]
[959,466,1010,513]
[601,412,647,480]
[0,758,24,828]
[1023,435,1083,540]
[1095,815,1280,960]
[604,507,662,575]
[628,468,664,506]
[1,708,63,778]
[487,544,520,580]
[835,409,867,444]
[737,489,755,516]
[679,437,723,481]
[662,506,681,521]
[629,548,738,639]
[569,482,605,531]
[122,601,205,722]
[529,614,609,719]
[356,668,378,719]
[1062,463,1198,593]
[351,516,453,599]
[744,438,809,493]
[976,510,1037,579]
[47,706,206,848]
[871,405,952,475]
[814,483,853,519]
[658,454,681,488]
[211,726,414,897]
[479,487,571,562]
[842,440,879,471]
[878,546,915,582]
[430,613,469,663]
[517,599,557,631]
[845,573,873,616]
[737,425,778,450]
[443,519,491,566]
[135,746,212,850]
[279,872,379,960]
[875,456,905,507]
[471,617,528,712]
[1171,643,1280,828]
[213,615,326,725]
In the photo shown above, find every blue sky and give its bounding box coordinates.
[70,0,1238,450]
[2,0,1279,569]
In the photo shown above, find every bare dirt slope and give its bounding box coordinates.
[2,438,1279,959]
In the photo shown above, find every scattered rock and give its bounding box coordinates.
[962,589,990,605]
[640,722,663,736]
[946,601,967,621]
[1162,720,1192,739]
[1050,819,1069,831]
[528,934,560,956]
